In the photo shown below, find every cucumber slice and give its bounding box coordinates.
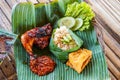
[58,17,75,28]
[71,18,83,31]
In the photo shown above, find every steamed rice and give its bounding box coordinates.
[54,26,77,50]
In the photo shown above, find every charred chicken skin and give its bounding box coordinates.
[21,23,52,56]
[21,23,56,76]
[30,56,56,76]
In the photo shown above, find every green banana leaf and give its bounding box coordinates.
[0,30,18,45]
[12,0,110,80]
[49,29,83,62]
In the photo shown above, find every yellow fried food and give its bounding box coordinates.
[66,49,92,73]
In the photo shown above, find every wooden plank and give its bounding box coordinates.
[94,23,117,80]
[109,69,117,80]
[105,57,120,79]
[0,0,11,22]
[5,0,17,9]
[0,57,16,78]
[95,0,120,26]
[107,0,120,16]
[16,0,27,2]
[0,8,11,32]
[95,17,120,58]
[8,73,17,80]
[94,18,120,80]
[104,43,120,69]
[96,24,120,69]
[88,0,120,39]
[95,14,120,43]
[98,0,120,23]
[8,53,16,68]
[0,69,7,80]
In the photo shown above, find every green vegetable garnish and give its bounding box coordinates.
[65,2,95,31]
[58,17,75,28]
[71,18,83,31]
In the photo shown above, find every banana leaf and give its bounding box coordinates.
[0,30,18,45]
[12,0,110,80]
[49,29,83,62]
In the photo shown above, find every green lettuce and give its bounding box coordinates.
[65,2,95,31]
[49,29,83,63]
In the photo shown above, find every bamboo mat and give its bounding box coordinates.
[0,0,120,80]
[86,0,120,80]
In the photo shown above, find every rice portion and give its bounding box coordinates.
[54,26,77,50]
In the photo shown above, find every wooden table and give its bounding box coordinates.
[0,0,120,80]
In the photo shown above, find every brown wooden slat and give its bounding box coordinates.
[95,17,120,58]
[94,16,120,80]
[96,0,120,25]
[94,18,120,62]
[103,0,120,22]
[0,7,5,30]
[96,25,120,69]
[94,23,118,80]
[95,20,120,79]
[0,57,16,78]
[0,8,11,32]
[88,0,120,39]
[8,53,16,68]
[109,70,117,80]
[106,57,120,79]
[8,73,17,80]
[104,43,120,69]
[5,0,17,9]
[95,14,120,43]
[107,0,120,16]
[0,0,11,22]
[0,69,7,80]
[16,0,27,2]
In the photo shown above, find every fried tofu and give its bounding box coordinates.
[66,49,92,73]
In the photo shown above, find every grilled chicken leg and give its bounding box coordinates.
[21,23,52,56]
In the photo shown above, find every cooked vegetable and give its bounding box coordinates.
[49,26,83,62]
[58,17,75,29]
[71,18,83,31]
[66,49,92,73]
[65,2,95,31]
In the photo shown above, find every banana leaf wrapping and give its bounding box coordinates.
[49,29,83,62]
[12,0,110,80]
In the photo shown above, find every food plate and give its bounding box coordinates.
[12,0,110,80]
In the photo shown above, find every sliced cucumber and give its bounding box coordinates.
[71,18,83,31]
[58,17,75,28]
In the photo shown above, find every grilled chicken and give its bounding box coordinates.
[21,23,56,76]
[21,23,52,56]
[30,55,56,76]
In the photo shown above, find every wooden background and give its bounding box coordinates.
[0,0,120,80]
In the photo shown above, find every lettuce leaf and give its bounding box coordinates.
[65,2,95,31]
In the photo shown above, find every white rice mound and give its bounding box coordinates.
[54,26,77,50]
